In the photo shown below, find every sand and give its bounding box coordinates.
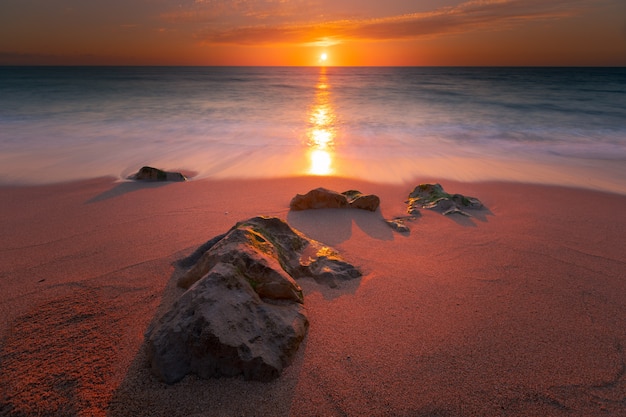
[0,176,625,416]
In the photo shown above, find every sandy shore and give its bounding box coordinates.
[0,176,625,416]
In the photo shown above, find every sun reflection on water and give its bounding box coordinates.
[306,68,337,175]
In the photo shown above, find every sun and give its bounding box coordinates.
[320,53,328,62]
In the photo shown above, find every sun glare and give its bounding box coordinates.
[306,69,336,176]
[309,149,332,175]
[320,53,328,63]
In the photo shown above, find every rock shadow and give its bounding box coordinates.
[445,206,493,228]
[286,208,394,246]
[85,180,173,204]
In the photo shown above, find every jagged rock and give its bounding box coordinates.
[129,166,186,182]
[146,216,361,384]
[145,263,308,384]
[296,245,362,289]
[290,188,380,212]
[178,216,361,290]
[385,216,417,233]
[177,228,304,303]
[407,183,482,216]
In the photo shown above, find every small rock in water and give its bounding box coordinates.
[129,166,186,182]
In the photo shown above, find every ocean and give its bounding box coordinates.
[1,66,625,193]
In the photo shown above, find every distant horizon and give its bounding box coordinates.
[2,64,625,68]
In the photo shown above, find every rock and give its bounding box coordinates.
[388,220,410,233]
[407,183,482,216]
[296,245,362,288]
[289,188,348,210]
[147,216,361,383]
[290,188,380,211]
[178,216,361,290]
[342,190,380,212]
[178,227,304,304]
[129,166,186,182]
[384,216,417,233]
[145,263,308,384]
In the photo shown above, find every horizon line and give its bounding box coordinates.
[2,64,625,68]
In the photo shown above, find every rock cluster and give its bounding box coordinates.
[290,188,380,212]
[129,166,186,182]
[407,183,483,216]
[145,216,360,384]
[144,183,484,384]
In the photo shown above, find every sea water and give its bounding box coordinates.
[1,66,625,193]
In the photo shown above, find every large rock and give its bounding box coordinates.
[407,183,482,216]
[146,263,308,383]
[290,188,380,212]
[178,216,361,290]
[146,216,361,384]
[178,227,304,303]
[129,166,186,182]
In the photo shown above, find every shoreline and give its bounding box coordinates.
[1,175,625,416]
[1,151,625,196]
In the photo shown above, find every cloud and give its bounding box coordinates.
[195,0,592,45]
[161,0,321,23]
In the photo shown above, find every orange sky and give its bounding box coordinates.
[1,0,625,66]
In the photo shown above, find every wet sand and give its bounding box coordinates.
[1,176,625,416]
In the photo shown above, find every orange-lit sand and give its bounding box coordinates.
[1,176,625,416]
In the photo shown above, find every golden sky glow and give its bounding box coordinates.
[1,0,625,65]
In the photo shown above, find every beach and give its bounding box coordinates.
[1,175,625,416]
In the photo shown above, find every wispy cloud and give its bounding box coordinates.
[193,0,593,45]
[161,0,321,23]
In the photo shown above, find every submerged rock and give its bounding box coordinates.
[407,183,483,216]
[146,216,361,384]
[290,188,380,212]
[129,166,186,182]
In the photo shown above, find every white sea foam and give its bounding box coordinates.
[1,67,625,193]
